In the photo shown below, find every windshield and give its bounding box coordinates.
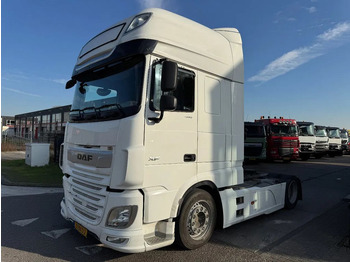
[298,124,315,136]
[70,56,145,122]
[245,125,266,138]
[315,127,327,137]
[270,124,298,137]
[328,129,340,138]
[340,130,349,138]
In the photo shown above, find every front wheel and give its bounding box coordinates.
[175,189,217,250]
[300,154,310,161]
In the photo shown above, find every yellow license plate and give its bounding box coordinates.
[75,222,88,238]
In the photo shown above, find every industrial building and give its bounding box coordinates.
[14,105,71,142]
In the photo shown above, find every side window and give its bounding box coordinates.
[150,62,195,112]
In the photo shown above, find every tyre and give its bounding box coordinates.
[284,178,299,209]
[175,189,217,250]
[300,154,309,161]
[315,154,322,159]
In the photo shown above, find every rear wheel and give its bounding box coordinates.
[175,189,217,250]
[285,178,299,209]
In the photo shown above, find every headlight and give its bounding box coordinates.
[126,13,152,33]
[106,206,137,228]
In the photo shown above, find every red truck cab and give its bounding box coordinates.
[255,117,299,162]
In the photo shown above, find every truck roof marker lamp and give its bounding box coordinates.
[126,13,152,33]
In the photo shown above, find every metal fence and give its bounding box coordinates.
[1,135,30,151]
[2,133,64,162]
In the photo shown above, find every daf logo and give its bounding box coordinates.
[77,153,93,162]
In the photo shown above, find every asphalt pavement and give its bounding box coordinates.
[1,153,350,261]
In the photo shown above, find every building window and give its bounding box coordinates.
[42,115,50,134]
[52,113,62,132]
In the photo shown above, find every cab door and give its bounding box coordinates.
[144,58,198,188]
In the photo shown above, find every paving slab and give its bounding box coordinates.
[1,185,63,197]
[1,151,26,160]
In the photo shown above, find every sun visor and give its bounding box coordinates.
[76,24,125,69]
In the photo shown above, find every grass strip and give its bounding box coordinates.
[1,159,63,187]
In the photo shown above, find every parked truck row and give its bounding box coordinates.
[244,117,350,162]
[60,9,304,253]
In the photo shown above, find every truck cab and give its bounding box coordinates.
[340,128,350,154]
[297,121,316,161]
[255,117,299,162]
[244,122,267,161]
[60,8,301,253]
[314,125,329,158]
[326,127,342,156]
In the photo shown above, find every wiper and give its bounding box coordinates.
[71,106,96,113]
[95,103,125,117]
[70,107,98,119]
[70,104,126,121]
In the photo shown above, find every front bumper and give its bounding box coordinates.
[329,144,341,152]
[269,147,299,160]
[299,144,315,154]
[61,181,146,253]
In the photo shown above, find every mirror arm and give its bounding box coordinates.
[148,111,164,123]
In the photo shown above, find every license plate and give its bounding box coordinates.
[75,222,88,238]
[283,157,290,161]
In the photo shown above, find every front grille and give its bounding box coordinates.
[273,139,298,148]
[316,144,327,150]
[65,167,111,225]
[279,147,294,157]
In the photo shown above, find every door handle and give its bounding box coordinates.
[184,154,196,162]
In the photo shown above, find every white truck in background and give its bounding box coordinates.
[314,125,329,158]
[297,121,316,161]
[326,127,342,156]
[340,128,350,154]
[60,8,302,253]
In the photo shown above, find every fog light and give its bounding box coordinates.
[106,206,137,229]
[106,236,129,244]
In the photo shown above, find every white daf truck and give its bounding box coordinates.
[60,8,301,253]
[314,125,329,158]
[326,127,342,156]
[297,121,316,161]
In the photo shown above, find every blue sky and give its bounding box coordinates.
[2,0,350,128]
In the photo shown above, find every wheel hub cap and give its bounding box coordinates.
[187,201,210,240]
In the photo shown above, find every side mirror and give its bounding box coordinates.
[66,79,77,89]
[148,95,177,123]
[160,95,177,111]
[161,61,178,92]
